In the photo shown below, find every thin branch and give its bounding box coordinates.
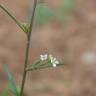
[0,5,24,31]
[26,64,64,71]
[20,0,38,96]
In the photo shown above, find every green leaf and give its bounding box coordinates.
[2,89,9,96]
[3,64,19,96]
[35,3,55,25]
[17,85,21,95]
[38,0,44,4]
[54,0,75,23]
[35,1,75,25]
[58,0,75,13]
[21,23,30,34]
[26,63,64,71]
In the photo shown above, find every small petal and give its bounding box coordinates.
[55,60,59,64]
[40,55,43,58]
[40,55,44,61]
[49,54,53,59]
[52,63,57,67]
[52,58,56,62]
[40,54,48,61]
[44,54,48,60]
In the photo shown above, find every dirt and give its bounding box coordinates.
[0,0,96,96]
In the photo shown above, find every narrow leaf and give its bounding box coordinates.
[55,0,75,22]
[35,3,55,25]
[2,89,9,96]
[26,63,64,71]
[59,0,75,12]
[3,64,19,96]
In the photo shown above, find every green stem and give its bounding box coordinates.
[0,5,25,31]
[20,0,38,96]
[26,64,64,71]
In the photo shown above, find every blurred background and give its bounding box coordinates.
[0,0,96,96]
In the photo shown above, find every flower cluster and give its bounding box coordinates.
[40,54,59,67]
[40,54,48,61]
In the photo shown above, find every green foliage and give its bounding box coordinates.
[21,23,30,34]
[35,3,55,25]
[38,0,44,4]
[3,64,20,96]
[26,55,64,71]
[35,0,75,25]
[2,89,9,96]
[0,0,66,96]
[0,0,75,28]
[27,62,64,71]
[56,0,75,22]
[59,0,75,12]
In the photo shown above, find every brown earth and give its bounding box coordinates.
[0,0,96,96]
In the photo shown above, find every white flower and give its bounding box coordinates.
[49,54,59,67]
[40,54,59,67]
[49,54,54,60]
[40,54,48,61]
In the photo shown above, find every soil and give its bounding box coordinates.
[0,0,96,96]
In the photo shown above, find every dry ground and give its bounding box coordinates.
[0,0,96,96]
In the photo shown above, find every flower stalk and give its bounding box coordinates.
[0,1,64,96]
[20,0,38,96]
